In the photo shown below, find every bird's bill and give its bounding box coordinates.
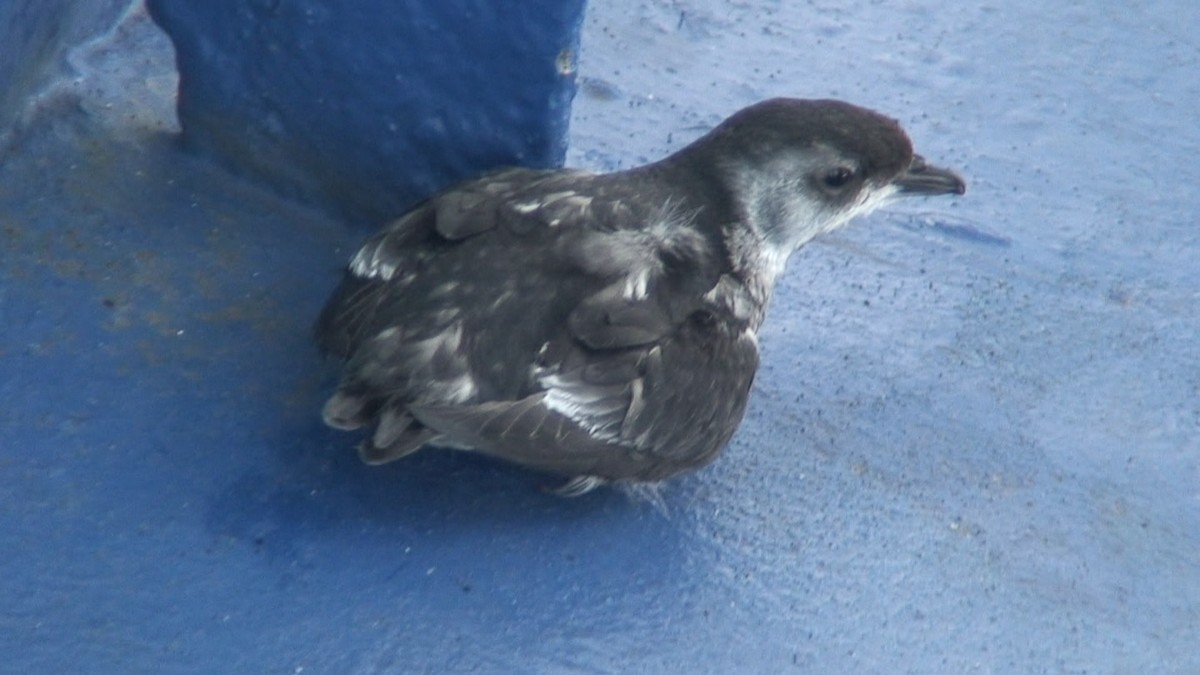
[893,155,966,196]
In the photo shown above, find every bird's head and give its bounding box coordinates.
[684,98,965,258]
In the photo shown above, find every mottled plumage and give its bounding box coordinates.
[315,98,965,492]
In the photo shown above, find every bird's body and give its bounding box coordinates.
[316,98,964,492]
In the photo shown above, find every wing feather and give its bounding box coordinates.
[318,167,764,480]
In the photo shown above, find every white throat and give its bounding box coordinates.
[727,171,900,304]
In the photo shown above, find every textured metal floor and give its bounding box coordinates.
[4,2,1199,673]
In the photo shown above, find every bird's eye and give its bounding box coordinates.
[822,166,855,189]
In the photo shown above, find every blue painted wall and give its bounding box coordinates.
[146,0,587,222]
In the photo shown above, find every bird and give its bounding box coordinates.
[314,97,965,495]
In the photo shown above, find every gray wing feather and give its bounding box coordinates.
[319,167,762,480]
[567,282,674,349]
[410,395,617,477]
[433,190,495,240]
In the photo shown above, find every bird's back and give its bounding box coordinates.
[314,165,764,480]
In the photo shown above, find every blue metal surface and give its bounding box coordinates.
[146,0,586,222]
[0,0,129,138]
[3,1,1200,673]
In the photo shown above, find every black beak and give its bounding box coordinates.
[894,155,966,196]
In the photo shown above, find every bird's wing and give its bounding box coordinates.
[314,167,558,357]
[409,303,760,480]
[319,167,721,358]
[557,198,725,349]
[407,350,645,478]
[402,263,761,481]
[317,168,761,478]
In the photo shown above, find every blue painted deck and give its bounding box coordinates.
[3,2,1199,673]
